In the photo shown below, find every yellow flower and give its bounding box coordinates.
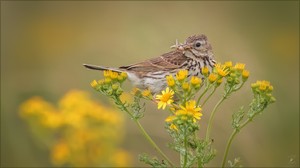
[202,66,209,76]
[105,78,112,83]
[182,82,190,91]
[252,80,273,92]
[208,73,218,83]
[166,75,175,87]
[103,70,110,77]
[234,63,245,71]
[142,89,151,97]
[97,79,104,85]
[242,70,250,80]
[224,61,233,68]
[51,141,70,165]
[176,100,202,122]
[215,63,230,77]
[170,123,178,131]
[112,150,132,167]
[165,115,177,122]
[190,76,202,86]
[156,87,174,109]
[110,71,119,80]
[176,69,188,81]
[120,72,127,78]
[112,83,119,90]
[90,80,98,88]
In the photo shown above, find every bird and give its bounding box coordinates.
[83,34,216,94]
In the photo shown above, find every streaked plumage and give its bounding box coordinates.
[84,34,216,93]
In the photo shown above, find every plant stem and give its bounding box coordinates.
[205,96,226,141]
[134,120,176,167]
[115,96,175,167]
[201,87,217,107]
[183,129,188,168]
[197,86,210,106]
[221,119,251,167]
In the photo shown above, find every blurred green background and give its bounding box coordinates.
[1,1,299,167]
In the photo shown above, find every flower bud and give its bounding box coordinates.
[208,73,218,83]
[182,82,190,91]
[112,83,119,90]
[242,70,250,81]
[90,80,98,88]
[166,75,175,87]
[202,66,209,76]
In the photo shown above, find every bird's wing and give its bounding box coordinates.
[119,50,187,73]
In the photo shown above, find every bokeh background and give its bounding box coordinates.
[1,1,299,167]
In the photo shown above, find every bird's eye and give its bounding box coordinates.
[195,42,201,48]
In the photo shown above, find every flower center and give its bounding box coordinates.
[161,93,171,102]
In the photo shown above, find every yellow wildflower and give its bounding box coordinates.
[90,80,98,88]
[51,141,70,165]
[242,70,250,80]
[117,75,124,81]
[166,75,175,87]
[175,100,202,122]
[112,83,119,90]
[170,124,178,131]
[165,115,177,122]
[202,66,209,76]
[97,79,104,85]
[224,61,233,67]
[190,76,202,86]
[142,89,151,97]
[182,82,190,91]
[120,72,127,78]
[208,73,218,83]
[112,150,132,167]
[217,67,229,77]
[252,80,273,92]
[105,78,111,83]
[176,69,188,81]
[268,85,274,91]
[103,70,110,77]
[156,87,174,109]
[215,63,230,77]
[110,71,119,80]
[234,63,245,71]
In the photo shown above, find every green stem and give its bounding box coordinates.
[221,119,251,167]
[197,86,210,106]
[115,97,175,167]
[202,87,217,107]
[205,96,226,141]
[135,120,175,167]
[183,129,188,168]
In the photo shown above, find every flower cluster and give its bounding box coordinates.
[209,62,250,87]
[156,69,204,129]
[91,70,127,97]
[88,61,275,168]
[20,90,131,167]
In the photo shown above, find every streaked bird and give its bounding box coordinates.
[84,34,216,93]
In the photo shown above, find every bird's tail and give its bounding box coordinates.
[83,64,123,73]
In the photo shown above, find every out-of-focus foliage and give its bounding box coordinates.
[19,90,131,167]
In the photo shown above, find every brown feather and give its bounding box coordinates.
[119,50,187,73]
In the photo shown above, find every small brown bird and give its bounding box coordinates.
[84,34,216,94]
